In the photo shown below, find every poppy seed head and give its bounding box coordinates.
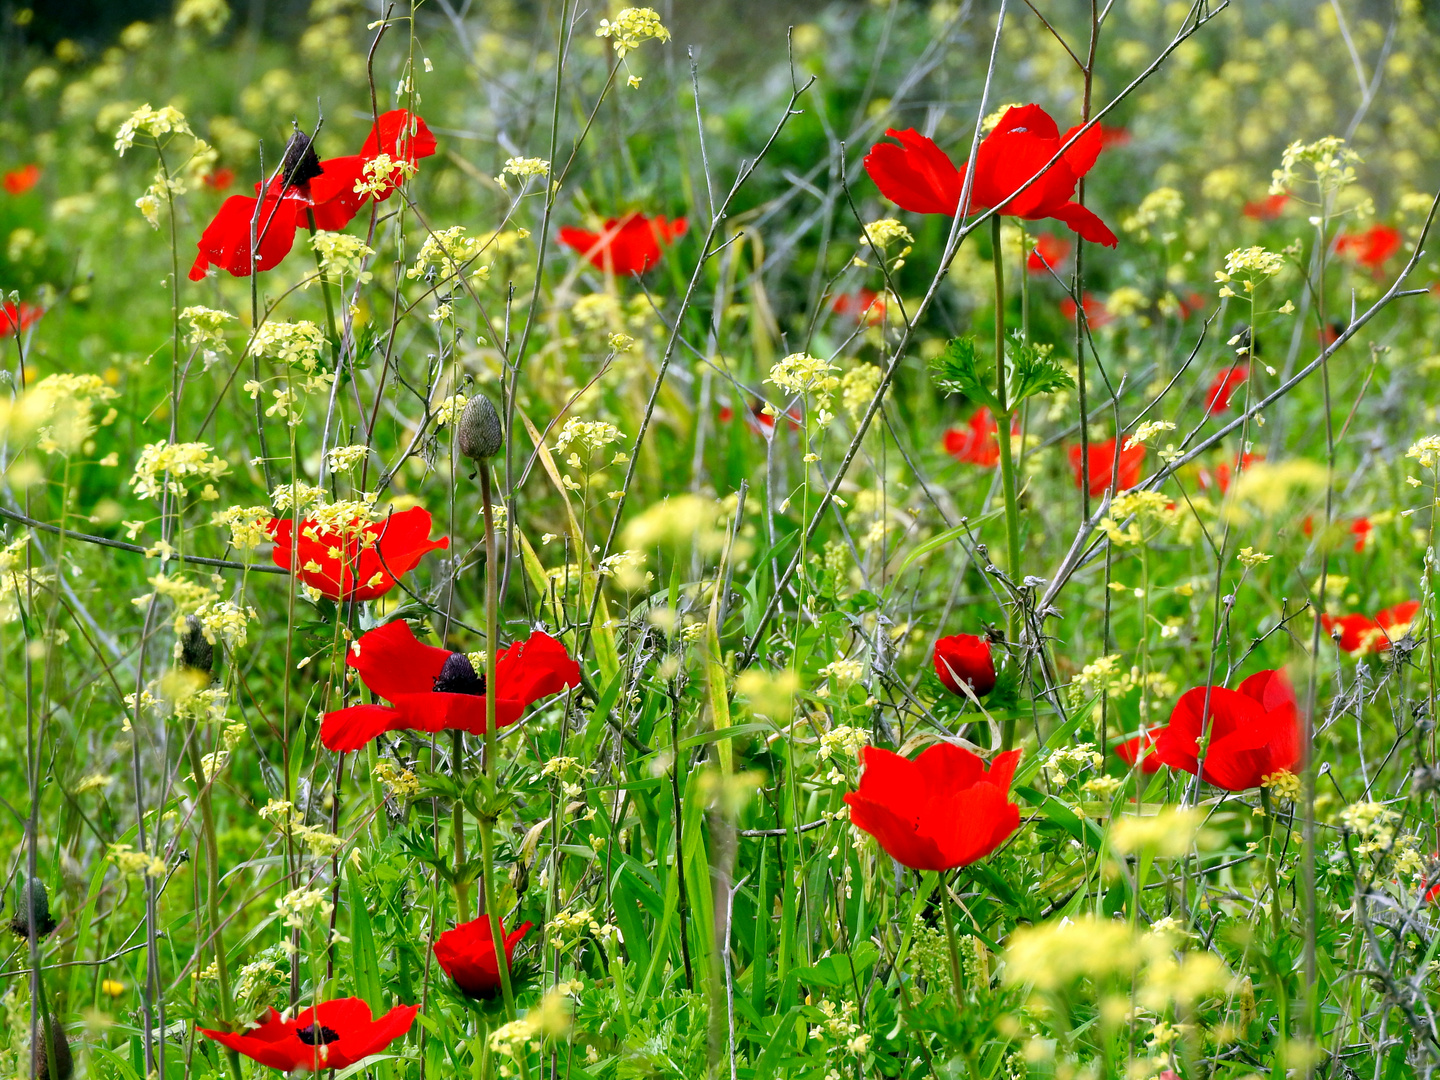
[456,395,504,462]
[180,614,214,675]
[11,876,58,940]
[32,1020,72,1080]
[280,131,324,188]
[432,652,486,696]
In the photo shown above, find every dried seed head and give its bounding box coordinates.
[179,614,214,675]
[457,395,504,461]
[11,877,57,940]
[280,131,323,188]
[32,1020,73,1080]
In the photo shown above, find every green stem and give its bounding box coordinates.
[306,210,340,349]
[939,881,981,1079]
[1261,788,1283,941]
[992,216,1022,751]
[452,730,469,921]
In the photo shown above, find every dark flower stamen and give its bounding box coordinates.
[432,652,487,696]
[295,1024,342,1046]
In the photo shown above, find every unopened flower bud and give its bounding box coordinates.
[279,131,323,188]
[32,1019,73,1080]
[457,395,504,461]
[180,614,214,675]
[12,876,58,940]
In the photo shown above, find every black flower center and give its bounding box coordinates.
[295,1024,341,1046]
[433,652,487,696]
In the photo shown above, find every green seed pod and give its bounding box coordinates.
[457,395,504,462]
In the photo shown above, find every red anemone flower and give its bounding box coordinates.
[1335,224,1402,270]
[319,620,582,752]
[832,289,886,325]
[0,302,43,337]
[1153,669,1300,792]
[844,743,1021,871]
[1060,291,1112,327]
[1028,233,1071,274]
[933,633,997,697]
[433,917,533,997]
[943,408,1002,467]
[1068,437,1144,497]
[1320,600,1419,656]
[4,164,40,195]
[199,998,418,1073]
[1205,364,1249,414]
[267,505,449,603]
[1115,728,1164,773]
[558,213,687,275]
[1243,192,1288,220]
[863,105,1118,246]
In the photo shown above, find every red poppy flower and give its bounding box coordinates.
[844,743,1021,871]
[363,109,438,168]
[4,164,40,195]
[1153,669,1300,792]
[1205,364,1248,414]
[1060,291,1112,327]
[203,167,235,191]
[1068,437,1144,497]
[1028,233,1071,274]
[933,633,997,697]
[1115,728,1164,773]
[267,506,449,603]
[1177,292,1207,320]
[199,998,418,1073]
[1321,600,1419,656]
[0,302,43,337]
[862,106,1118,246]
[943,409,1001,467]
[1197,452,1259,497]
[1335,225,1402,270]
[1301,515,1372,553]
[558,213,687,275]
[188,191,301,281]
[433,917,533,997]
[832,289,886,325]
[1243,192,1288,220]
[319,620,581,752]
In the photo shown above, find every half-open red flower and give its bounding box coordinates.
[4,164,40,195]
[1153,669,1300,792]
[320,620,582,752]
[199,998,418,1073]
[433,917,533,997]
[1115,728,1164,773]
[845,743,1021,871]
[1335,224,1402,270]
[267,505,448,603]
[933,633,997,697]
[863,106,1118,246]
[1321,600,1419,656]
[943,409,1001,467]
[1205,364,1248,414]
[559,213,687,275]
[0,302,43,337]
[1068,437,1144,497]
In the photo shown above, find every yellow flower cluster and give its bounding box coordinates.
[310,231,373,285]
[181,306,236,355]
[129,440,229,500]
[114,103,191,155]
[595,7,671,58]
[407,225,487,287]
[211,505,271,549]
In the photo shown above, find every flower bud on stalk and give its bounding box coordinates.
[279,130,323,188]
[11,876,58,940]
[179,614,214,675]
[457,395,504,462]
[32,1019,72,1080]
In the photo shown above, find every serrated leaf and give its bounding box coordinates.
[930,335,1000,411]
[1007,333,1074,404]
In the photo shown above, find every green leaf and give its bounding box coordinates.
[930,335,1000,411]
[1007,333,1074,404]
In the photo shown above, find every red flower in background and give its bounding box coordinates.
[1068,437,1144,497]
[267,505,449,602]
[319,620,581,752]
[1177,292,1207,320]
[1115,728,1164,773]
[1197,452,1260,496]
[1243,192,1288,220]
[433,917,533,997]
[1321,600,1419,656]
[943,408,1001,467]
[1335,225,1402,270]
[832,289,886,325]
[559,213,687,275]
[4,164,40,194]
[1060,292,1112,327]
[0,302,43,337]
[1301,515,1373,553]
[199,998,418,1073]
[862,105,1118,246]
[202,167,235,191]
[1028,233,1071,274]
[1205,364,1249,414]
[1099,124,1130,148]
[845,743,1022,871]
[933,633,997,697]
[1154,669,1300,792]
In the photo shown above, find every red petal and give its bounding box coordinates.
[493,631,582,707]
[844,791,948,871]
[349,620,450,700]
[321,704,405,753]
[1050,201,1119,247]
[1060,122,1104,178]
[362,110,438,162]
[863,129,963,216]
